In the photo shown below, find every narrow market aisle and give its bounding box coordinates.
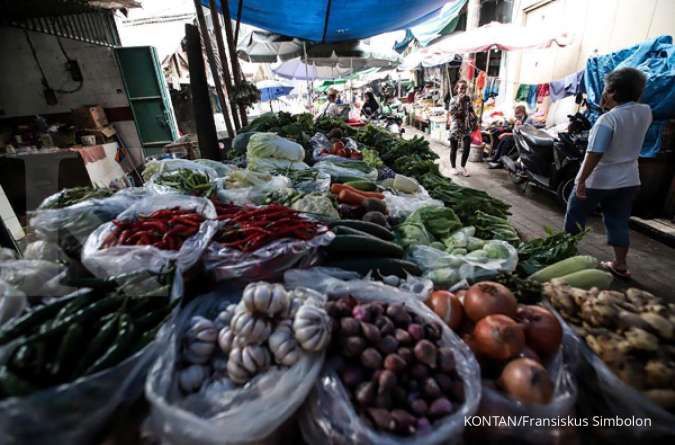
[403,126,675,301]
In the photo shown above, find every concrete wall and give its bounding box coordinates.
[0,26,143,156]
[502,0,675,107]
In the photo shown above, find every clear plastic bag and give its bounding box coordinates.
[293,170,332,194]
[309,133,361,163]
[561,319,675,442]
[283,268,482,445]
[313,160,378,181]
[205,231,335,282]
[145,283,327,445]
[383,187,444,221]
[215,170,291,205]
[247,157,309,173]
[0,260,74,299]
[408,241,518,287]
[0,248,17,261]
[29,187,148,259]
[82,194,218,278]
[22,240,68,263]
[467,322,579,444]
[0,280,26,325]
[146,160,219,195]
[193,159,236,178]
[0,324,163,445]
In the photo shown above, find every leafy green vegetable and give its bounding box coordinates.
[468,210,520,244]
[397,206,462,249]
[516,227,587,276]
[361,148,383,169]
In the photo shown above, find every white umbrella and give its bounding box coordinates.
[273,58,353,80]
[237,30,303,63]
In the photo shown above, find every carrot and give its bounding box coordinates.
[331,183,384,200]
[338,189,368,206]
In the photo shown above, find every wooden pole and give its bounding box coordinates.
[192,0,235,140]
[185,24,219,160]
[221,0,248,126]
[208,0,241,132]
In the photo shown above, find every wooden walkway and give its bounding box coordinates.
[405,127,675,301]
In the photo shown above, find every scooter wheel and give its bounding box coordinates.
[509,170,526,185]
[557,176,575,208]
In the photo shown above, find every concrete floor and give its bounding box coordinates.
[404,127,675,301]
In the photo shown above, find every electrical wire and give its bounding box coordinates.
[56,37,73,61]
[24,31,51,91]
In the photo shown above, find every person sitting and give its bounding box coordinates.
[317,88,341,118]
[361,92,380,119]
[487,104,534,169]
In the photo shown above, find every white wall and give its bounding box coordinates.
[502,0,675,108]
[0,26,143,152]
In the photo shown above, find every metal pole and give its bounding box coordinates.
[193,0,234,140]
[185,24,219,160]
[209,0,241,132]
[303,42,312,113]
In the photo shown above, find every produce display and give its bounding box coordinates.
[101,207,205,251]
[39,186,115,209]
[153,168,214,197]
[0,272,174,398]
[213,204,326,252]
[325,295,465,437]
[427,283,563,405]
[177,282,330,390]
[516,229,585,276]
[545,283,675,410]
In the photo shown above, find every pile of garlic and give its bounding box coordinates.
[178,282,331,392]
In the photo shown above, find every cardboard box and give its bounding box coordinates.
[72,105,109,129]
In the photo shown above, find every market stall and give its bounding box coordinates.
[0,110,672,444]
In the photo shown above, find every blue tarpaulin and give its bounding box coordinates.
[584,35,675,158]
[202,0,448,42]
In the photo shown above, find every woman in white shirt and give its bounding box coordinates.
[564,67,652,279]
[319,88,341,118]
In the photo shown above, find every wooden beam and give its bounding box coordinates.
[209,0,240,132]
[221,0,248,126]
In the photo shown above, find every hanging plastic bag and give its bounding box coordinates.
[215,169,291,205]
[0,260,74,299]
[408,241,518,288]
[0,317,166,445]
[205,231,334,282]
[466,320,579,444]
[283,268,482,445]
[82,194,218,278]
[145,283,328,445]
[29,188,148,259]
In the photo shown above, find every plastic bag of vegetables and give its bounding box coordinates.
[0,281,26,326]
[382,188,444,222]
[0,260,74,299]
[145,282,328,445]
[247,132,305,162]
[409,241,518,288]
[283,268,481,445]
[146,160,219,196]
[215,168,291,205]
[193,159,236,178]
[314,159,378,181]
[0,274,176,445]
[143,159,218,184]
[82,194,218,278]
[29,187,148,259]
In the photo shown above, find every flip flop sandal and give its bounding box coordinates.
[601,261,631,279]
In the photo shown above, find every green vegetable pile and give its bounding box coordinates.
[493,272,543,304]
[0,272,175,398]
[468,210,520,244]
[360,148,383,169]
[516,228,586,276]
[40,187,114,210]
[154,168,214,197]
[397,206,462,250]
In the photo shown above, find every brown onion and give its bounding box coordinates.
[464,282,517,322]
[472,314,524,360]
[427,290,464,330]
[498,358,554,404]
[516,305,562,356]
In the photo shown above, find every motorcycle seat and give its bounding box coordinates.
[517,125,555,147]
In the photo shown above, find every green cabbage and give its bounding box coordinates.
[246,132,305,161]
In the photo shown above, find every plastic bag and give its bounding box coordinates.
[29,187,148,259]
[292,170,332,194]
[563,320,675,442]
[247,157,309,173]
[247,132,305,162]
[215,170,291,205]
[313,160,378,181]
[0,280,26,325]
[205,231,334,282]
[22,240,68,263]
[82,194,218,278]
[193,159,237,177]
[408,241,518,288]
[383,188,444,221]
[0,248,17,261]
[0,260,74,298]
[146,160,219,195]
[0,319,163,445]
[310,133,361,162]
[145,284,327,445]
[283,268,481,445]
[466,321,579,444]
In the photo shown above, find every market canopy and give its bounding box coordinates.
[272,58,353,80]
[201,0,449,42]
[237,30,303,63]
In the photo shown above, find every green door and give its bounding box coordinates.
[115,46,178,156]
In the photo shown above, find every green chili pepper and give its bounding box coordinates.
[85,314,136,375]
[0,365,37,398]
[51,322,84,379]
[0,295,78,344]
[74,314,120,376]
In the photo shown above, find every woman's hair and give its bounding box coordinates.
[604,67,647,103]
[365,91,375,102]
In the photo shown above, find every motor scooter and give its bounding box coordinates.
[502,113,591,207]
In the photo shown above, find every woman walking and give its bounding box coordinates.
[447,80,478,176]
[564,67,652,279]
